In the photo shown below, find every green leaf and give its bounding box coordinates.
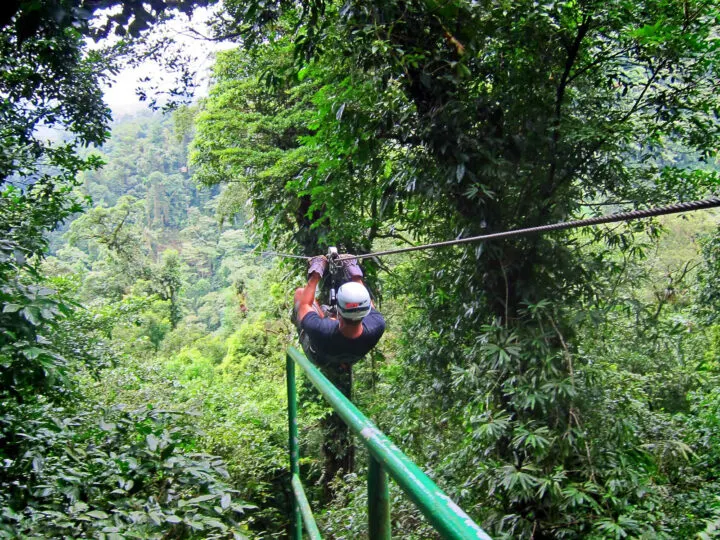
[99,419,116,431]
[189,494,217,504]
[86,510,109,519]
[20,307,40,326]
[2,303,22,313]
[188,520,205,531]
[13,249,26,265]
[205,518,227,530]
[146,434,159,451]
[22,347,47,360]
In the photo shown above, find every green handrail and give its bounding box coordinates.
[286,346,492,540]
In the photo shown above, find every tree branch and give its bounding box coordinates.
[546,15,592,193]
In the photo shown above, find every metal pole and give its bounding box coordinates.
[368,455,391,539]
[287,353,302,540]
[292,474,323,540]
[288,346,492,540]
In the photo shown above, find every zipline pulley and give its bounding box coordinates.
[327,246,340,309]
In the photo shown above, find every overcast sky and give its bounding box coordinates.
[101,8,233,117]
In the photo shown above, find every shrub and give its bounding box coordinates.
[0,401,253,539]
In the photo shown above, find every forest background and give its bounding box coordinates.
[2,1,720,539]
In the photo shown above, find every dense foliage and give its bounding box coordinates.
[191,0,720,538]
[0,3,254,537]
[2,1,720,539]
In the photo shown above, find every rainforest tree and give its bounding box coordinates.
[195,0,720,536]
[3,0,720,537]
[0,4,253,537]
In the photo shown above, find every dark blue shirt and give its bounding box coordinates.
[300,308,385,366]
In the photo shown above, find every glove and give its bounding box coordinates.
[307,255,328,278]
[339,254,363,279]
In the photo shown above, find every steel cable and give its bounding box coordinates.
[258,251,311,260]
[238,248,311,260]
[353,197,720,261]
[245,197,720,261]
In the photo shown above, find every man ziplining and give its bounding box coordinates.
[281,198,720,496]
[292,253,386,492]
[281,198,720,380]
[293,254,385,368]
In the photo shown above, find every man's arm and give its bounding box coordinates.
[296,255,327,323]
[343,256,378,309]
[297,272,321,322]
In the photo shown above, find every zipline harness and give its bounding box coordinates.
[250,196,720,261]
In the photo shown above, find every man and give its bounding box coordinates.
[293,255,385,368]
[292,254,385,493]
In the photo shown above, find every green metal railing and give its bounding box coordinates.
[286,346,492,539]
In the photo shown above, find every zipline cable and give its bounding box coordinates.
[248,197,720,262]
[258,251,311,260]
[238,247,311,260]
[352,197,720,260]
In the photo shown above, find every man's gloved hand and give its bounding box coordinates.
[340,254,363,279]
[307,255,328,279]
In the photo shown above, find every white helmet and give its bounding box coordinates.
[337,282,371,321]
